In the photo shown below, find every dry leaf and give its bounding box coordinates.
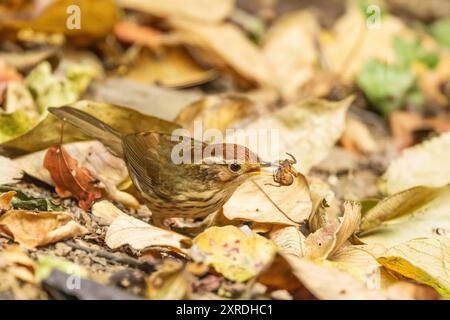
[386,281,441,300]
[0,245,36,283]
[377,237,450,297]
[0,191,15,212]
[105,210,190,255]
[172,18,272,86]
[359,185,450,248]
[389,111,450,150]
[0,210,88,248]
[223,174,312,225]
[15,141,138,208]
[340,117,379,154]
[262,11,319,100]
[175,94,262,135]
[116,0,234,23]
[0,156,22,185]
[145,260,190,300]
[43,144,102,211]
[382,133,450,194]
[323,3,411,83]
[269,225,305,258]
[235,96,354,173]
[282,254,387,300]
[191,225,277,282]
[125,48,216,88]
[91,200,130,226]
[114,21,164,51]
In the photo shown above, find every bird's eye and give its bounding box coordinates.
[229,163,241,173]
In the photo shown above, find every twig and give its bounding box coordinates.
[64,240,155,272]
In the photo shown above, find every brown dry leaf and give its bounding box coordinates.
[382,133,450,194]
[0,210,88,248]
[389,111,450,150]
[125,48,216,88]
[16,141,139,208]
[43,144,102,211]
[262,11,319,101]
[172,18,273,86]
[105,209,190,255]
[0,0,117,43]
[0,245,36,283]
[359,185,450,248]
[340,117,379,154]
[330,201,361,256]
[282,253,387,300]
[0,59,22,82]
[0,156,22,185]
[223,174,312,226]
[0,191,16,212]
[377,237,450,297]
[116,0,234,23]
[191,225,277,282]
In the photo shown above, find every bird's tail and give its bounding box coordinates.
[48,106,123,157]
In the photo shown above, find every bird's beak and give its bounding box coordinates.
[248,161,278,177]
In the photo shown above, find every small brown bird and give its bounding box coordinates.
[49,107,273,226]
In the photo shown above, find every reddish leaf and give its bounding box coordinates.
[114,21,164,50]
[43,145,102,211]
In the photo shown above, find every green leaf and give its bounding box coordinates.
[25,61,98,113]
[430,18,450,48]
[0,185,65,211]
[356,59,415,116]
[393,37,438,69]
[0,109,36,143]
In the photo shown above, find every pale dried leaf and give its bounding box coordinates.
[359,185,450,247]
[106,214,190,255]
[223,175,312,225]
[270,226,305,257]
[283,254,387,300]
[382,133,450,194]
[0,156,22,185]
[91,200,129,226]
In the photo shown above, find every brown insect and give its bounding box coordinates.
[267,153,299,187]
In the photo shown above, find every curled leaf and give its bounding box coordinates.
[43,144,102,211]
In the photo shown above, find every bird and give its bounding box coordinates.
[48,106,274,227]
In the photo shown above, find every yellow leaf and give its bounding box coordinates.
[377,237,450,297]
[191,226,277,282]
[359,185,450,247]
